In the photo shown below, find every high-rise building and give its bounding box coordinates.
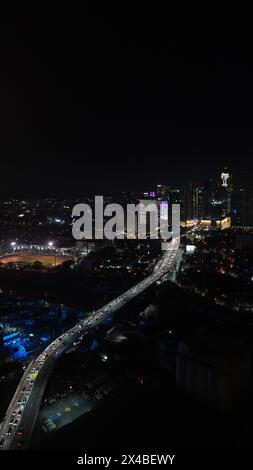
[203,178,216,219]
[219,166,233,217]
[247,190,253,226]
[156,184,170,200]
[186,183,204,220]
[170,186,187,221]
[176,340,250,412]
[231,188,249,226]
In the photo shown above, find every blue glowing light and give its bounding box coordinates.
[90,339,98,351]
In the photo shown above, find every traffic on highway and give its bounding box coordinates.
[0,240,181,450]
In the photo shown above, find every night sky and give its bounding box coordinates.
[0,8,252,197]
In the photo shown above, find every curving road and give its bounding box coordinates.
[0,240,182,450]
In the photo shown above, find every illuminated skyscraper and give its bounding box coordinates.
[219,166,233,217]
[186,183,204,220]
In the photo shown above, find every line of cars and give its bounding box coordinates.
[0,362,43,448]
[1,319,95,448]
[1,247,180,449]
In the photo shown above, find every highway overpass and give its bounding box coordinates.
[0,240,182,450]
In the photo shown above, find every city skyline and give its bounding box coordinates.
[0,162,251,199]
[0,5,253,461]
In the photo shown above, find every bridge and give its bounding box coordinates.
[0,239,182,450]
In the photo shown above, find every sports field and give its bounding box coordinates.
[0,253,73,268]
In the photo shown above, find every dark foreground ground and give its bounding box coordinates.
[31,375,251,451]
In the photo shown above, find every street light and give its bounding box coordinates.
[48,242,56,267]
